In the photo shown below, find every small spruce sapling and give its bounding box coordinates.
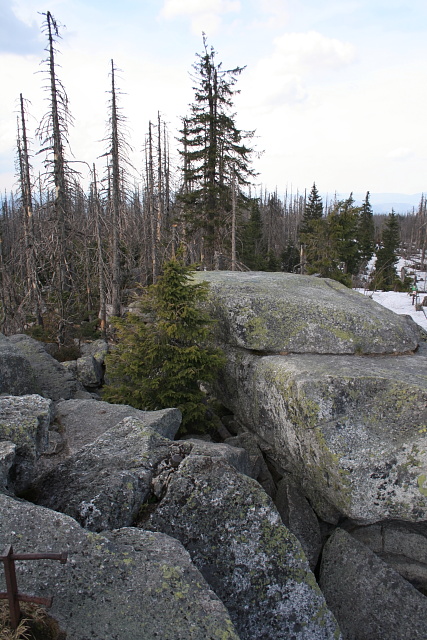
[103,253,225,431]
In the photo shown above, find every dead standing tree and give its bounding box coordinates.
[102,60,133,316]
[37,11,75,341]
[18,94,43,326]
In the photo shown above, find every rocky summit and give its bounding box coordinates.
[197,271,427,525]
[2,271,427,639]
[193,271,422,354]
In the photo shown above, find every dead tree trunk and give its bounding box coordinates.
[110,60,122,317]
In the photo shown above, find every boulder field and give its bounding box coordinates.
[195,271,427,525]
[2,270,427,638]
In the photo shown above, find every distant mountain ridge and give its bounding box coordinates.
[323,192,424,215]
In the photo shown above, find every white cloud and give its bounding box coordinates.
[387,147,414,161]
[238,31,356,114]
[272,31,356,72]
[160,0,240,34]
[10,0,64,27]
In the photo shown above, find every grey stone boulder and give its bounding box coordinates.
[8,334,83,400]
[348,521,427,590]
[184,438,251,476]
[33,418,252,531]
[60,359,77,378]
[54,398,182,454]
[76,354,103,387]
[0,395,52,492]
[0,441,16,491]
[319,527,427,640]
[225,431,277,497]
[33,418,187,531]
[193,271,421,354]
[275,474,322,571]
[0,493,240,640]
[0,334,39,395]
[80,338,109,364]
[147,455,341,640]
[215,347,427,524]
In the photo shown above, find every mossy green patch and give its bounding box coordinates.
[417,474,427,496]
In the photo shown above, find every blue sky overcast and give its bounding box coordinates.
[1,0,426,198]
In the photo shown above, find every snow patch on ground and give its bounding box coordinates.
[355,289,427,331]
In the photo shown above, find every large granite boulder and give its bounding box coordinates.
[54,398,182,455]
[193,271,421,354]
[0,334,39,395]
[0,441,16,491]
[0,493,240,640]
[0,395,52,492]
[80,338,109,364]
[275,474,322,571]
[8,334,83,400]
[215,348,427,524]
[319,528,427,640]
[147,455,341,640]
[348,520,427,590]
[33,419,183,530]
[33,419,249,531]
[225,431,277,498]
[76,354,103,388]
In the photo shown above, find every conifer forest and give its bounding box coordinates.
[1,12,426,346]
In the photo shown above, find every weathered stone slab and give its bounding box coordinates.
[76,355,103,387]
[349,521,427,589]
[0,493,240,640]
[0,441,16,491]
[33,418,182,530]
[193,271,421,354]
[8,334,83,400]
[80,338,109,364]
[147,455,341,640]
[225,431,277,497]
[0,334,39,396]
[54,399,182,453]
[0,395,52,492]
[33,418,249,531]
[215,348,427,524]
[319,528,427,640]
[275,474,322,570]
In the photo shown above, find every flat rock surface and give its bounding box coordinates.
[0,493,240,640]
[216,348,427,523]
[33,419,182,530]
[0,395,52,492]
[8,335,82,400]
[319,528,427,640]
[0,334,39,395]
[33,419,249,532]
[54,399,182,453]
[193,271,421,354]
[147,455,341,640]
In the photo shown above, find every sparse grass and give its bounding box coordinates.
[0,603,65,640]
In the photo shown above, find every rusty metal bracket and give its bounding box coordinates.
[0,545,67,629]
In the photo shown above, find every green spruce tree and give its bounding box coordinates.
[179,36,255,267]
[357,191,375,265]
[299,182,323,237]
[103,253,225,430]
[240,199,266,269]
[334,193,361,277]
[372,211,401,290]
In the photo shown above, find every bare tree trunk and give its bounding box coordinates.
[46,12,70,319]
[92,164,107,336]
[19,94,43,325]
[157,112,163,253]
[147,121,157,281]
[231,167,236,271]
[110,60,122,317]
